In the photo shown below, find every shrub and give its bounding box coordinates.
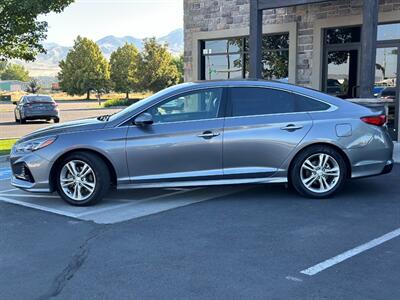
[102,98,143,108]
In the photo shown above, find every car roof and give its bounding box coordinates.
[170,79,366,111]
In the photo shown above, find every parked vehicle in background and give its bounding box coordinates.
[14,95,60,124]
[10,80,393,206]
[379,87,397,100]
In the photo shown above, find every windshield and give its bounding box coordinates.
[108,86,182,122]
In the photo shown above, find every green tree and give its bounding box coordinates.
[172,54,184,83]
[0,61,7,74]
[0,0,74,61]
[0,64,30,81]
[110,44,141,99]
[26,78,41,94]
[58,36,110,100]
[139,38,180,92]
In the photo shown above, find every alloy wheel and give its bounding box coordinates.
[60,160,96,201]
[300,153,341,194]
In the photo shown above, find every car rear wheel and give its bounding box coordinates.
[290,146,347,198]
[54,117,60,123]
[56,152,110,206]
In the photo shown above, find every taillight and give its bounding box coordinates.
[361,115,386,126]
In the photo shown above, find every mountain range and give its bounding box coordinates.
[16,28,183,77]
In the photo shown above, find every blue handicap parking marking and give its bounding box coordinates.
[0,168,12,181]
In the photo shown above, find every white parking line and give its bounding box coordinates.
[77,188,200,217]
[1,193,60,198]
[300,228,400,276]
[0,188,18,194]
[80,186,251,224]
[0,195,81,218]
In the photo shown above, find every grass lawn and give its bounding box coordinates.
[0,139,17,156]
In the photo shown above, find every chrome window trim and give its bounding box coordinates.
[116,84,337,127]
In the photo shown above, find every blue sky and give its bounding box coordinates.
[39,0,183,46]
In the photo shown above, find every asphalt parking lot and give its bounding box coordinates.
[0,165,399,299]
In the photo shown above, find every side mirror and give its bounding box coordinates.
[134,112,153,126]
[12,101,18,105]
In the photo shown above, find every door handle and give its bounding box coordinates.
[280,124,303,131]
[198,131,220,139]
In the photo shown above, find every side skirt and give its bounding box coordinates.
[117,177,288,190]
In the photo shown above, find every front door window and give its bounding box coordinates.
[146,88,222,123]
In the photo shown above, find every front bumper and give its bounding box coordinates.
[10,152,53,193]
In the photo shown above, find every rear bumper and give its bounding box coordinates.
[24,114,59,120]
[381,160,394,175]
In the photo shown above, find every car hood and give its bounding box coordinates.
[18,117,107,143]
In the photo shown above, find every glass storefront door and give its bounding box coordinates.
[325,49,359,98]
[375,46,399,140]
[323,26,361,99]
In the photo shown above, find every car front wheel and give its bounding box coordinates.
[56,152,110,206]
[290,146,347,198]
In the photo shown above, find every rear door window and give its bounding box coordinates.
[228,87,330,117]
[228,87,295,117]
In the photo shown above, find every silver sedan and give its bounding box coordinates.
[14,94,60,124]
[10,80,394,206]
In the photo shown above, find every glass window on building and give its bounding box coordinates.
[325,26,361,44]
[377,23,400,41]
[201,33,289,81]
[261,33,289,81]
[201,38,247,80]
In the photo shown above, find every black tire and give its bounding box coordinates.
[290,145,347,199]
[54,117,60,123]
[20,117,26,124]
[56,152,110,206]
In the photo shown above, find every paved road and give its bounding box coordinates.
[0,165,399,299]
[0,101,122,138]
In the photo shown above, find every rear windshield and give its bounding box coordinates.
[26,96,54,103]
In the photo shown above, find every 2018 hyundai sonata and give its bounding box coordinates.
[10,80,394,206]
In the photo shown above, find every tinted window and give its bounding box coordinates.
[26,96,54,103]
[146,88,223,124]
[229,87,295,117]
[229,88,330,117]
[294,94,331,112]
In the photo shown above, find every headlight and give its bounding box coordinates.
[14,136,57,153]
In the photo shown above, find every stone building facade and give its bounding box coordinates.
[184,0,400,88]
